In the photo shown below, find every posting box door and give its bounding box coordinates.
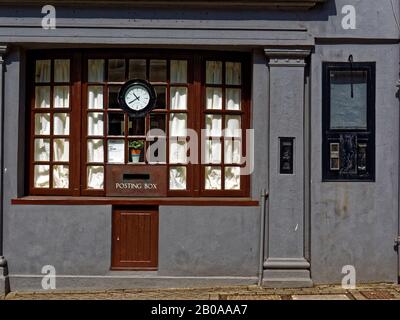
[111,208,159,270]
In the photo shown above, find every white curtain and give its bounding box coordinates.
[225,115,241,137]
[205,114,222,137]
[87,166,104,189]
[205,166,221,190]
[54,113,70,135]
[169,113,187,137]
[225,167,240,190]
[53,139,69,162]
[87,139,104,163]
[35,113,50,135]
[35,86,50,108]
[34,139,50,161]
[88,59,104,82]
[169,167,186,190]
[88,112,104,136]
[206,88,222,110]
[34,165,49,188]
[88,86,103,109]
[206,61,222,84]
[54,86,69,108]
[35,60,51,83]
[226,62,241,85]
[54,59,70,83]
[170,60,187,83]
[170,87,187,110]
[225,139,241,164]
[169,140,187,164]
[204,139,221,164]
[53,165,69,188]
[226,89,241,110]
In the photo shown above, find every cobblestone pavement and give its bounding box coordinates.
[3,283,400,300]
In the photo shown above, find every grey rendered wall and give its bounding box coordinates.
[310,44,400,284]
[158,206,260,276]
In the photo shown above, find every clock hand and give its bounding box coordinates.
[127,96,140,104]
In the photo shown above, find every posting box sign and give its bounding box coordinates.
[106,165,167,197]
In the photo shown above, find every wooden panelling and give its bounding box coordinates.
[112,208,159,270]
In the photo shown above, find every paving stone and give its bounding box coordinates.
[291,294,351,300]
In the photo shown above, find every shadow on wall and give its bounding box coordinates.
[0,2,337,22]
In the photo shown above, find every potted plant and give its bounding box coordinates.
[129,140,144,163]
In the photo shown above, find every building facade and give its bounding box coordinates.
[0,0,400,294]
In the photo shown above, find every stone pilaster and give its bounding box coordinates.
[0,44,10,296]
[263,48,312,287]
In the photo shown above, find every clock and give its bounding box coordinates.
[118,79,157,117]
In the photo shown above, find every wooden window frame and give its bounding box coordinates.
[322,62,375,182]
[27,49,251,197]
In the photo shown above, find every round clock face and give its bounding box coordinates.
[124,85,151,111]
[118,79,157,117]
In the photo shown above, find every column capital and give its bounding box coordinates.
[0,45,7,64]
[264,48,310,67]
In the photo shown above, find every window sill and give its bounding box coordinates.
[11,196,259,206]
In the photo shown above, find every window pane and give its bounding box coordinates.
[169,167,186,190]
[150,60,167,82]
[154,86,166,109]
[54,59,70,83]
[226,88,241,110]
[34,113,50,135]
[35,60,51,83]
[88,112,104,136]
[108,59,125,82]
[150,114,166,132]
[34,138,50,161]
[225,139,241,164]
[148,138,166,163]
[129,59,147,79]
[330,70,368,129]
[225,167,240,190]
[54,113,70,135]
[170,60,187,83]
[87,139,104,163]
[128,139,145,163]
[205,166,222,190]
[205,114,222,137]
[226,62,241,85]
[53,165,69,189]
[108,139,125,163]
[128,116,145,136]
[34,165,50,188]
[53,139,69,162]
[170,87,187,110]
[108,86,121,109]
[87,166,104,189]
[206,61,222,84]
[169,113,187,137]
[169,139,187,164]
[108,113,125,136]
[88,59,104,82]
[204,139,221,164]
[206,88,222,110]
[54,86,70,108]
[225,115,241,137]
[35,86,50,108]
[88,86,103,109]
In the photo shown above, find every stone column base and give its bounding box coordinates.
[262,270,313,288]
[0,257,10,296]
